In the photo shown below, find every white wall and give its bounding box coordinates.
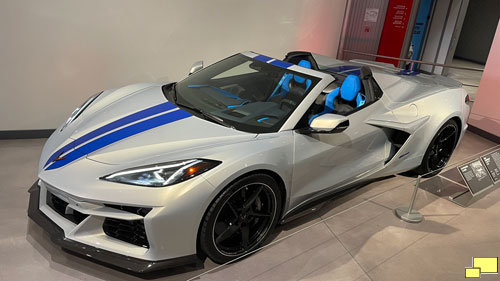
[0,0,346,130]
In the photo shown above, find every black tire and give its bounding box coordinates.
[199,174,282,264]
[415,119,459,177]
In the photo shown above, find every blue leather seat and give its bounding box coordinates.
[268,60,312,101]
[290,60,312,91]
[309,75,365,124]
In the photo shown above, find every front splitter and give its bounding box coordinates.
[27,181,201,273]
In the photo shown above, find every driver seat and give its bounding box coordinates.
[269,60,312,105]
[287,59,312,92]
[308,75,365,124]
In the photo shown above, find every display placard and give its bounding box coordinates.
[458,159,494,196]
[481,149,500,183]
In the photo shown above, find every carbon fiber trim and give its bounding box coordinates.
[27,181,201,273]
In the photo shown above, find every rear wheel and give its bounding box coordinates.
[415,119,459,177]
[199,174,281,264]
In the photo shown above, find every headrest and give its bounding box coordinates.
[340,75,361,101]
[294,60,311,83]
[298,60,311,68]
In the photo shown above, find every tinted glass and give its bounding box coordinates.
[173,54,321,133]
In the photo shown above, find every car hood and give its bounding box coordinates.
[85,118,256,166]
[42,84,256,170]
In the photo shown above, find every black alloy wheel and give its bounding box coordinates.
[200,174,281,264]
[417,119,459,177]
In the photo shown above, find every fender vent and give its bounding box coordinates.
[385,129,410,164]
[391,130,410,148]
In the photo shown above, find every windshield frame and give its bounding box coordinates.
[167,52,330,134]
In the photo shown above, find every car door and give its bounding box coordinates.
[289,101,390,210]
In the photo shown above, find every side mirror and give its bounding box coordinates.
[189,60,203,75]
[301,114,349,134]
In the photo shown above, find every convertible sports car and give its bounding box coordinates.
[28,51,470,272]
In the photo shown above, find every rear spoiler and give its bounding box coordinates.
[351,59,462,88]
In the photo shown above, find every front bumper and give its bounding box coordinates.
[27,181,200,273]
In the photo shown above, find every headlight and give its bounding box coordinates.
[101,159,221,187]
[60,92,102,131]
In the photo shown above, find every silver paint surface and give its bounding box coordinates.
[36,52,470,262]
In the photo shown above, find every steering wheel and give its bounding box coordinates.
[280,98,296,110]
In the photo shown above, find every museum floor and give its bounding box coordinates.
[1,130,499,281]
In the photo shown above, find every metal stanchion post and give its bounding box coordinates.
[395,175,424,223]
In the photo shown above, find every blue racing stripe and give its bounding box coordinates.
[44,102,176,168]
[45,109,192,170]
[253,55,273,62]
[269,60,293,68]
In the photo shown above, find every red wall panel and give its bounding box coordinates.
[376,0,414,66]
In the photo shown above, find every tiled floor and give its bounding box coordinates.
[1,131,499,281]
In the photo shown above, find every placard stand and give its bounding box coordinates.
[448,190,476,207]
[450,153,499,207]
[418,149,500,207]
[395,175,424,223]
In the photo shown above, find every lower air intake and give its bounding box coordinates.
[102,218,149,248]
[46,190,88,224]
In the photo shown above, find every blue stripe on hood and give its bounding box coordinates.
[45,109,191,170]
[44,102,176,168]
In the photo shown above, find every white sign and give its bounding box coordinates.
[364,8,379,23]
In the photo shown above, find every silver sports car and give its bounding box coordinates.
[28,51,470,272]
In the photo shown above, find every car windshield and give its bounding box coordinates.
[169,54,321,133]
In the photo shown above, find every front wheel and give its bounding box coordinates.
[415,119,459,177]
[199,174,281,264]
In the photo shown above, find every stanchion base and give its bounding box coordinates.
[395,207,423,223]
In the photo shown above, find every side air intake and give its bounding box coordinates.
[384,128,410,164]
